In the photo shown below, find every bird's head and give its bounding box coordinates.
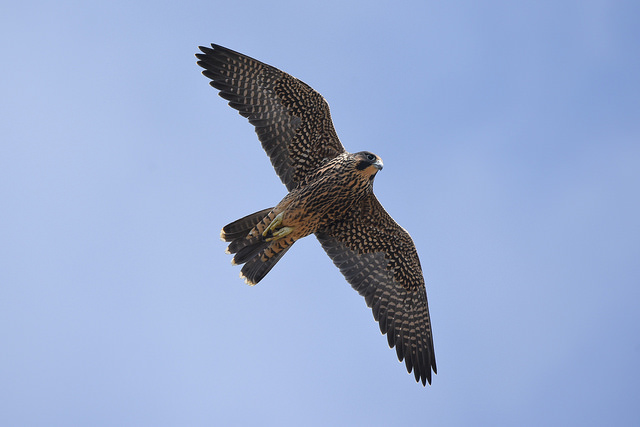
[353,151,384,180]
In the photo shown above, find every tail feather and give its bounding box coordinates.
[228,235,263,255]
[221,208,274,242]
[222,208,294,285]
[240,245,292,285]
[232,238,269,265]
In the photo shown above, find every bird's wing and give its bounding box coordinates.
[196,44,346,191]
[315,194,437,385]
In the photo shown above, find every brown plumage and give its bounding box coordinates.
[196,44,437,385]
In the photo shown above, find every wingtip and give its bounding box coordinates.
[197,43,237,58]
[198,44,214,54]
[420,365,435,386]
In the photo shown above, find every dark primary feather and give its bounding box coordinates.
[196,44,345,191]
[316,194,436,385]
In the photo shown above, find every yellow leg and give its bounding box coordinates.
[266,226,293,241]
[262,212,294,241]
[263,212,283,236]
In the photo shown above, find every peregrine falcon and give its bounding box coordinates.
[196,44,437,385]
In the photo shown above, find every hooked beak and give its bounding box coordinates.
[373,159,384,171]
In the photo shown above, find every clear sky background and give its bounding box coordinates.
[2,1,639,426]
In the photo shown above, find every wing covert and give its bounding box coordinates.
[315,194,437,385]
[196,44,345,190]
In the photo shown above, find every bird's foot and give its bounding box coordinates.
[262,212,293,242]
[265,226,293,242]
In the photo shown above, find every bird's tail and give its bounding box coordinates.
[220,208,294,285]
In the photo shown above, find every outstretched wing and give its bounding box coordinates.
[316,194,437,385]
[196,44,346,191]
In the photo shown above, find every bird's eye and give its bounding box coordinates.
[366,153,376,161]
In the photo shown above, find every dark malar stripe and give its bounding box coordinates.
[355,160,370,171]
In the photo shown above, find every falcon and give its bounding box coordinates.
[196,44,437,385]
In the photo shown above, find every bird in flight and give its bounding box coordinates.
[196,44,437,385]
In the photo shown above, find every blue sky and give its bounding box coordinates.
[2,0,639,425]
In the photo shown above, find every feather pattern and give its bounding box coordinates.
[198,44,437,385]
[196,44,345,191]
[316,194,436,386]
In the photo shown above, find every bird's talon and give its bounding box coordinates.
[265,226,293,242]
[263,212,285,238]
